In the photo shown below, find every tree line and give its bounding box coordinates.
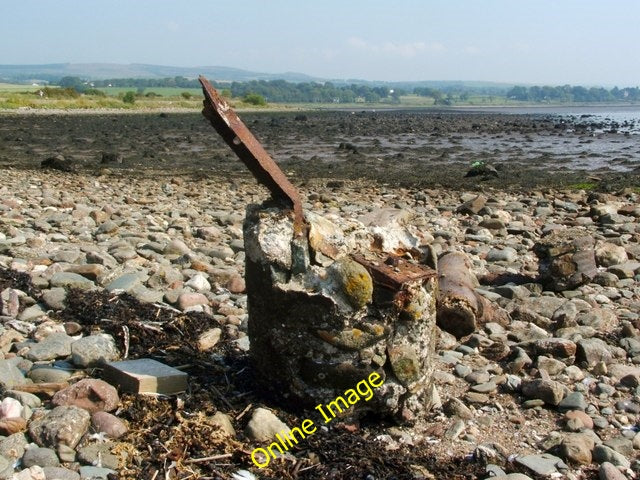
[506,85,640,103]
[56,76,640,104]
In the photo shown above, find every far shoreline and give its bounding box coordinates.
[1,102,640,116]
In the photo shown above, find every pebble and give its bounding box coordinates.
[565,410,594,429]
[104,273,141,292]
[443,397,473,420]
[521,378,566,406]
[471,381,497,394]
[76,443,119,469]
[558,392,588,411]
[49,272,95,290]
[4,391,41,409]
[185,273,211,291]
[70,333,119,367]
[486,247,518,263]
[12,466,46,480]
[615,400,640,414]
[28,406,90,449]
[164,239,191,256]
[197,327,222,351]
[592,445,631,468]
[576,338,614,366]
[52,379,119,413]
[598,462,628,480]
[177,292,209,310]
[28,365,74,383]
[0,360,27,390]
[603,437,633,457]
[454,364,472,378]
[0,432,28,460]
[226,274,246,294]
[18,304,47,322]
[559,433,594,465]
[41,288,68,311]
[444,418,465,440]
[22,447,60,468]
[515,453,567,476]
[210,411,236,438]
[91,412,128,439]
[78,466,116,479]
[244,408,289,443]
[464,392,490,404]
[42,467,80,480]
[0,397,22,418]
[24,333,73,362]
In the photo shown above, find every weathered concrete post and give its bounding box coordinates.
[244,205,438,422]
[198,77,438,423]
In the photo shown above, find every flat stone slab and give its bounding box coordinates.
[102,358,188,394]
[515,453,567,476]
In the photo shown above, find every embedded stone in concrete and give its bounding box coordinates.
[102,358,188,394]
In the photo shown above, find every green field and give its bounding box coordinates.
[0,83,45,92]
[98,86,203,97]
[0,83,207,110]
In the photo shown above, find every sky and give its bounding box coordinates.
[1,0,639,86]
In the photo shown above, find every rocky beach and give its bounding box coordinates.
[0,109,639,480]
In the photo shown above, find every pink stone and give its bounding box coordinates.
[565,410,594,429]
[0,398,23,419]
[226,274,246,294]
[178,292,209,310]
[91,411,128,439]
[52,379,119,414]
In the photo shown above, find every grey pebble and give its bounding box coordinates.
[22,447,60,468]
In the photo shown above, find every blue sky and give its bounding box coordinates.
[2,0,639,85]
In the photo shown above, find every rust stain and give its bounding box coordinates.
[198,76,305,235]
[351,254,437,291]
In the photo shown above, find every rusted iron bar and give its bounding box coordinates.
[198,76,305,234]
[352,254,437,291]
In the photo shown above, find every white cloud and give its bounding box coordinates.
[347,37,368,49]
[166,21,180,32]
[347,37,445,58]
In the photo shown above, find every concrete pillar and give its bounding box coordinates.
[243,203,438,423]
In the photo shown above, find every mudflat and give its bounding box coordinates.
[1,109,638,189]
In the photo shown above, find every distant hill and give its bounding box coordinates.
[0,63,525,97]
[0,63,321,84]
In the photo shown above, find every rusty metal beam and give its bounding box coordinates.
[352,254,437,291]
[198,75,305,234]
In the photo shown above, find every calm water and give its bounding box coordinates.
[465,105,640,134]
